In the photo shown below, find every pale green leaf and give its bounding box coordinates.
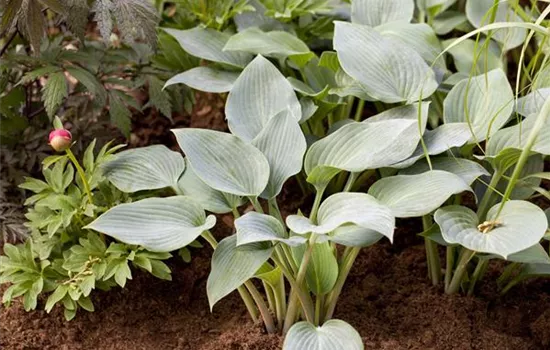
[224,28,310,58]
[284,320,363,350]
[516,88,550,117]
[85,196,216,252]
[351,0,414,27]
[369,170,472,218]
[293,242,338,295]
[443,38,503,74]
[164,67,239,93]
[435,200,547,258]
[399,157,489,185]
[235,212,306,247]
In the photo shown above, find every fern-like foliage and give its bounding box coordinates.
[0,0,159,53]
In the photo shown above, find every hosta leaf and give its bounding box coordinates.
[252,110,307,199]
[351,0,414,27]
[444,69,513,142]
[483,244,550,264]
[172,128,270,196]
[226,55,301,141]
[399,157,489,185]
[286,193,394,241]
[284,320,363,350]
[163,27,252,68]
[224,28,310,59]
[207,235,273,309]
[86,197,215,252]
[293,242,338,295]
[236,212,306,247]
[305,103,429,182]
[443,38,503,74]
[433,11,468,35]
[376,22,444,69]
[42,72,68,117]
[164,67,239,93]
[369,170,472,218]
[392,123,472,168]
[176,159,244,214]
[516,88,550,117]
[328,225,384,247]
[434,200,548,258]
[334,21,438,103]
[486,114,550,157]
[465,0,526,50]
[102,145,185,192]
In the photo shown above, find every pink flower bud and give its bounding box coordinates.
[49,129,72,152]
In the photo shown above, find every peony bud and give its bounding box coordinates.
[49,129,72,152]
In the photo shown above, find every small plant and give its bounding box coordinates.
[0,120,173,320]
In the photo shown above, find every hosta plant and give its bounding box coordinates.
[0,122,173,320]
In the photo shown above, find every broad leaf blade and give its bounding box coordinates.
[236,212,306,247]
[85,197,216,252]
[399,157,489,185]
[172,128,270,197]
[224,28,311,59]
[164,67,239,93]
[351,0,414,27]
[284,320,363,350]
[102,145,185,192]
[226,55,301,141]
[435,201,548,258]
[207,235,273,309]
[369,170,472,218]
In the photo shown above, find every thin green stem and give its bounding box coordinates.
[314,294,324,326]
[244,281,277,333]
[444,245,456,291]
[274,274,286,329]
[497,262,520,289]
[467,259,488,296]
[423,215,441,286]
[343,172,359,193]
[310,188,324,223]
[354,99,365,121]
[323,246,360,321]
[249,197,264,214]
[268,198,284,226]
[66,148,93,204]
[476,171,503,221]
[446,249,476,294]
[264,281,276,315]
[283,235,317,333]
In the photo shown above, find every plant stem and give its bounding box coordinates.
[467,259,488,296]
[314,294,324,326]
[446,249,476,294]
[445,245,456,291]
[244,281,277,333]
[268,198,284,226]
[343,172,359,192]
[264,281,276,315]
[202,231,259,322]
[283,235,317,333]
[423,215,441,286]
[274,274,287,329]
[497,262,519,289]
[476,171,502,220]
[310,188,324,223]
[249,197,264,214]
[354,99,365,121]
[66,148,93,205]
[323,246,360,321]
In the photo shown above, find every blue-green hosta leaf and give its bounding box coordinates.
[486,114,550,157]
[399,157,489,185]
[164,67,239,93]
[351,0,414,27]
[226,55,301,141]
[235,212,306,247]
[162,27,252,67]
[102,145,185,192]
[286,193,394,241]
[392,123,473,168]
[234,0,286,32]
[224,28,311,59]
[376,22,445,70]
[417,0,456,14]
[176,159,244,214]
[369,170,472,218]
[498,154,544,200]
[434,201,548,258]
[305,103,429,185]
[443,38,503,74]
[334,21,438,103]
[433,11,468,35]
[328,225,384,247]
[172,128,270,196]
[207,235,273,309]
[516,88,550,117]
[293,242,338,295]
[85,197,216,252]
[482,244,550,264]
[465,0,526,51]
[253,110,307,199]
[444,69,513,142]
[284,320,363,350]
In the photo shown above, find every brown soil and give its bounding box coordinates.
[2,92,550,349]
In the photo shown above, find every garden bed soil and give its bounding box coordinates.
[2,93,550,349]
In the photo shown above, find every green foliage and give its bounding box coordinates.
[0,140,173,320]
